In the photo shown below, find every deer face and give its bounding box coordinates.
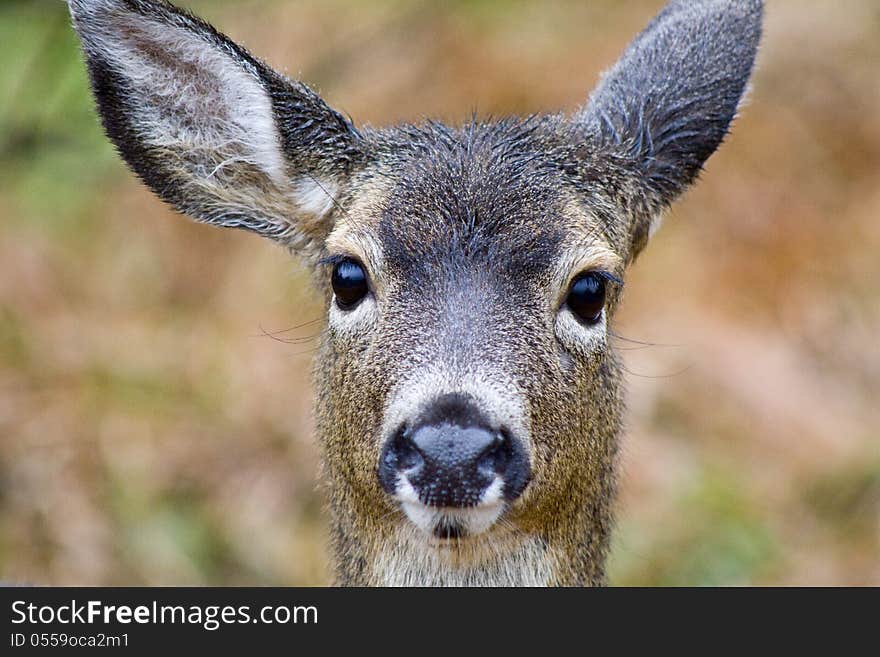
[315,121,630,542]
[69,0,761,579]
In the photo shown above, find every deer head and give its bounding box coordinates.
[69,0,763,585]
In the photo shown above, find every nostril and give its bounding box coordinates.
[387,427,424,472]
[476,431,510,477]
[378,425,426,496]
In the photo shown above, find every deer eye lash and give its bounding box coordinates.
[591,270,623,287]
[317,253,352,267]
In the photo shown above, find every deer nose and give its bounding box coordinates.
[379,396,530,509]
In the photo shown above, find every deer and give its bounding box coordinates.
[68,0,763,586]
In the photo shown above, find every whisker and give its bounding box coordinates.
[612,344,664,352]
[254,323,321,345]
[609,330,681,348]
[255,317,323,336]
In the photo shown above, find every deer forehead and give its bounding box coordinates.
[325,125,623,300]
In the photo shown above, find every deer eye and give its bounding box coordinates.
[566,272,607,325]
[331,258,369,310]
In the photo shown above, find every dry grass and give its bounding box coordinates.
[1,0,877,585]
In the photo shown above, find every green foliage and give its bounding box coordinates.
[609,471,781,586]
[0,2,118,237]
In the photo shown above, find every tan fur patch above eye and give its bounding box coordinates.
[323,175,395,294]
[560,241,622,277]
[552,204,623,308]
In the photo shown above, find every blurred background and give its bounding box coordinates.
[1,0,878,585]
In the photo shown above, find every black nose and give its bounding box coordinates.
[378,394,530,508]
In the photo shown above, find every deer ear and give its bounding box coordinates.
[575,0,762,255]
[68,0,361,258]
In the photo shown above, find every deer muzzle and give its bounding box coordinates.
[378,392,530,539]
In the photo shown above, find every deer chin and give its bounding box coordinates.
[401,502,506,542]
[395,476,506,541]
